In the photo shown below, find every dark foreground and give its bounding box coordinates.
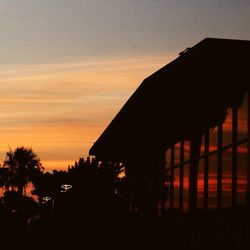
[1,203,249,250]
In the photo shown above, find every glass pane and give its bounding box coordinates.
[222,149,232,207]
[208,154,217,208]
[175,142,181,165]
[237,143,247,206]
[223,108,232,146]
[183,164,189,211]
[184,141,190,161]
[166,148,171,170]
[197,158,204,209]
[238,92,248,140]
[174,167,179,208]
[209,127,218,152]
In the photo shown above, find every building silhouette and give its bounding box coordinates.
[90,38,250,214]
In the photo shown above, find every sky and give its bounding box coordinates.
[0,0,250,171]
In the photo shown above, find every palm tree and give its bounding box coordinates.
[0,147,44,196]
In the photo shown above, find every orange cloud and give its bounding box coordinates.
[0,54,176,171]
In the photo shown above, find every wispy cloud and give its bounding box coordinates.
[0,54,175,171]
[2,52,246,172]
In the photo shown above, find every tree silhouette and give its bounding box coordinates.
[0,147,44,196]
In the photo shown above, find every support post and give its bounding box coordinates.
[161,150,166,214]
[247,92,250,205]
[204,130,209,209]
[189,133,202,211]
[232,107,238,207]
[179,140,184,210]
[169,145,175,209]
[217,124,223,208]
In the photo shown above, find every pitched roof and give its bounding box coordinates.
[89,38,250,162]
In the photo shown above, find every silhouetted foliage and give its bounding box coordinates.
[0,147,44,195]
[0,190,38,217]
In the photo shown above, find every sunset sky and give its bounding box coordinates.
[1,0,250,171]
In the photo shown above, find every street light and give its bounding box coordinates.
[61,184,72,193]
[42,196,52,204]
[41,184,73,210]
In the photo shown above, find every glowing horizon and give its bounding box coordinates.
[0,54,176,171]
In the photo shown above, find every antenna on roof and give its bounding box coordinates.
[179,47,191,56]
